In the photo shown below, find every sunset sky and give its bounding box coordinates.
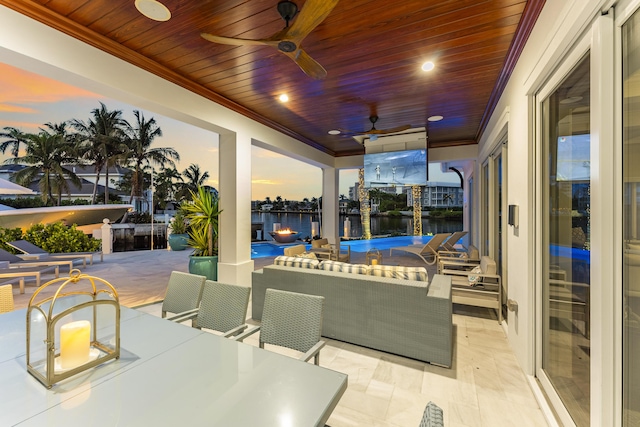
[0,62,455,201]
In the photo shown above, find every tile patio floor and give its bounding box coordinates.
[10,248,549,426]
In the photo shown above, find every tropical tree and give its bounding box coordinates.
[0,126,28,157]
[122,110,179,204]
[442,193,454,210]
[179,163,209,200]
[72,102,127,204]
[154,165,183,206]
[5,130,81,205]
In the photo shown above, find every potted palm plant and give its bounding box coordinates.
[182,186,221,280]
[167,210,189,251]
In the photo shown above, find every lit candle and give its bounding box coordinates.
[60,320,91,369]
[371,259,378,265]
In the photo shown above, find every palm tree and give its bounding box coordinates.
[0,126,28,157]
[122,110,179,204]
[179,163,209,200]
[154,165,183,205]
[5,130,81,205]
[72,102,127,204]
[442,193,454,210]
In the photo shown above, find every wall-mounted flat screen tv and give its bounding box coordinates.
[364,149,428,187]
[556,134,590,182]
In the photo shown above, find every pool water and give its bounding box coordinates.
[251,235,432,258]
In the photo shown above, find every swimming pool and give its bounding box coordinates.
[250,235,432,258]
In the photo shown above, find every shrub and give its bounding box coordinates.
[0,227,24,253]
[22,222,101,253]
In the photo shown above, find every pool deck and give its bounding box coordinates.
[10,238,442,311]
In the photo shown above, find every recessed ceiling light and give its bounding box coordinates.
[328,130,341,135]
[421,61,435,72]
[427,115,443,122]
[279,94,289,102]
[135,0,171,22]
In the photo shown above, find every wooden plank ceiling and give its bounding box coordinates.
[1,0,545,157]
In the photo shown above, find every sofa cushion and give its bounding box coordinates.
[480,256,496,275]
[368,265,428,281]
[274,255,319,269]
[318,260,369,275]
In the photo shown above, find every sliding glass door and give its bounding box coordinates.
[540,54,591,427]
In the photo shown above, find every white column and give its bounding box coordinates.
[321,167,339,244]
[101,219,112,254]
[218,131,254,285]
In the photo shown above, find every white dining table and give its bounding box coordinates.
[0,304,347,426]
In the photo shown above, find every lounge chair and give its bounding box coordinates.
[389,233,451,265]
[0,265,60,294]
[0,248,77,272]
[7,240,102,267]
[440,231,468,252]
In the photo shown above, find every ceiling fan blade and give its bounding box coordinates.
[284,0,339,43]
[368,125,413,135]
[281,48,327,79]
[200,33,279,47]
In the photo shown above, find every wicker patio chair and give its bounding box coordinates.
[0,283,14,314]
[235,288,326,365]
[172,280,251,337]
[161,271,206,321]
[419,401,444,427]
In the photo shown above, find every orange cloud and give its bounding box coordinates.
[0,104,36,114]
[252,179,279,185]
[0,63,98,108]
[0,119,42,132]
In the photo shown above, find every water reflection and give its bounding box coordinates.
[251,212,463,239]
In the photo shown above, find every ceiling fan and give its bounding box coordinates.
[340,116,413,141]
[201,0,338,79]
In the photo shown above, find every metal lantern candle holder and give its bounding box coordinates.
[26,269,120,389]
[366,248,382,265]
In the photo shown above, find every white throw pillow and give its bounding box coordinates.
[295,252,317,260]
[468,266,482,286]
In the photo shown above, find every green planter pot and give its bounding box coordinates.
[188,255,218,281]
[167,234,189,251]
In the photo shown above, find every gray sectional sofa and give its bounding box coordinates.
[251,262,453,367]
